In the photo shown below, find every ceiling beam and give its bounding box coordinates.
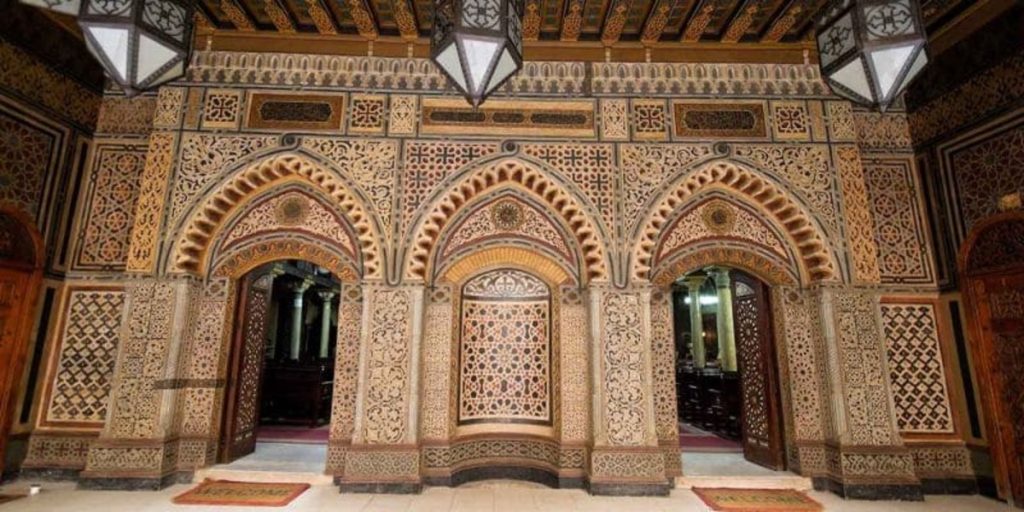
[721,0,756,42]
[523,0,543,40]
[601,0,631,45]
[391,0,421,40]
[204,28,817,63]
[640,0,688,45]
[561,0,585,41]
[264,0,297,32]
[680,0,714,42]
[220,0,257,31]
[344,0,381,39]
[304,0,338,34]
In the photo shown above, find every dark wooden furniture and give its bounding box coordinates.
[260,363,333,427]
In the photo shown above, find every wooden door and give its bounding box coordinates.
[961,213,1024,507]
[0,268,35,475]
[220,273,274,463]
[968,272,1024,506]
[0,211,42,478]
[732,272,785,470]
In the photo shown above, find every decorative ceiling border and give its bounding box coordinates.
[186,51,830,98]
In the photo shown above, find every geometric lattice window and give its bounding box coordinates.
[459,269,551,426]
[881,303,955,434]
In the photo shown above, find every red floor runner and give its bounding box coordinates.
[679,422,743,453]
[256,425,329,444]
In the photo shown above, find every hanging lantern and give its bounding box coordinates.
[431,0,523,106]
[815,0,929,111]
[19,0,193,95]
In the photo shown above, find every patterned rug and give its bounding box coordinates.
[692,488,823,512]
[172,479,310,507]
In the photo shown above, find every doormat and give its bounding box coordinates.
[0,495,23,505]
[172,479,310,507]
[692,488,822,512]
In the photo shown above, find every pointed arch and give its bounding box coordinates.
[404,158,608,283]
[171,152,384,279]
[430,189,582,285]
[631,160,837,283]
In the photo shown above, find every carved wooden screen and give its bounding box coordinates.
[220,272,274,463]
[458,269,551,426]
[964,217,1024,504]
[732,271,785,470]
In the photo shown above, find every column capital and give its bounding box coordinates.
[707,266,731,287]
[287,278,314,294]
[316,289,336,301]
[682,274,707,291]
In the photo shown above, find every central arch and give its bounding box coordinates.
[404,158,609,283]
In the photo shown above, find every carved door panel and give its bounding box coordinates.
[0,267,34,476]
[220,273,274,463]
[974,272,1024,505]
[732,272,785,470]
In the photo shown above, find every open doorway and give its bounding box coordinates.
[673,266,787,478]
[218,260,340,474]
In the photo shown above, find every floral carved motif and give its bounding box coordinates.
[361,288,412,444]
[601,292,648,446]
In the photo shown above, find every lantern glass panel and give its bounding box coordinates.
[85,26,131,80]
[19,0,81,15]
[486,48,516,94]
[463,37,500,93]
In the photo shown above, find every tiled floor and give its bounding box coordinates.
[681,452,785,477]
[0,479,1013,512]
[221,442,327,473]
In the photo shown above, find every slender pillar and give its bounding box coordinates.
[683,275,707,368]
[317,290,336,359]
[708,267,737,372]
[287,279,313,361]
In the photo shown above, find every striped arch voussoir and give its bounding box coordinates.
[406,158,607,282]
[633,161,836,284]
[173,153,382,278]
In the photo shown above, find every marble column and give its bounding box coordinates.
[317,290,336,359]
[288,279,313,361]
[683,275,707,368]
[708,267,737,372]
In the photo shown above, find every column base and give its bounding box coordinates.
[920,477,979,495]
[587,481,672,497]
[17,467,81,481]
[337,445,421,494]
[337,481,423,494]
[77,471,192,491]
[813,477,924,501]
[588,448,671,496]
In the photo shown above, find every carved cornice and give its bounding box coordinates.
[186,51,830,98]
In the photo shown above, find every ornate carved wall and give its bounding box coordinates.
[9,48,969,499]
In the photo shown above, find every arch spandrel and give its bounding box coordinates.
[631,160,838,285]
[170,152,386,279]
[404,158,610,284]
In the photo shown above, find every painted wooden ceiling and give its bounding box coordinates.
[193,0,982,46]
